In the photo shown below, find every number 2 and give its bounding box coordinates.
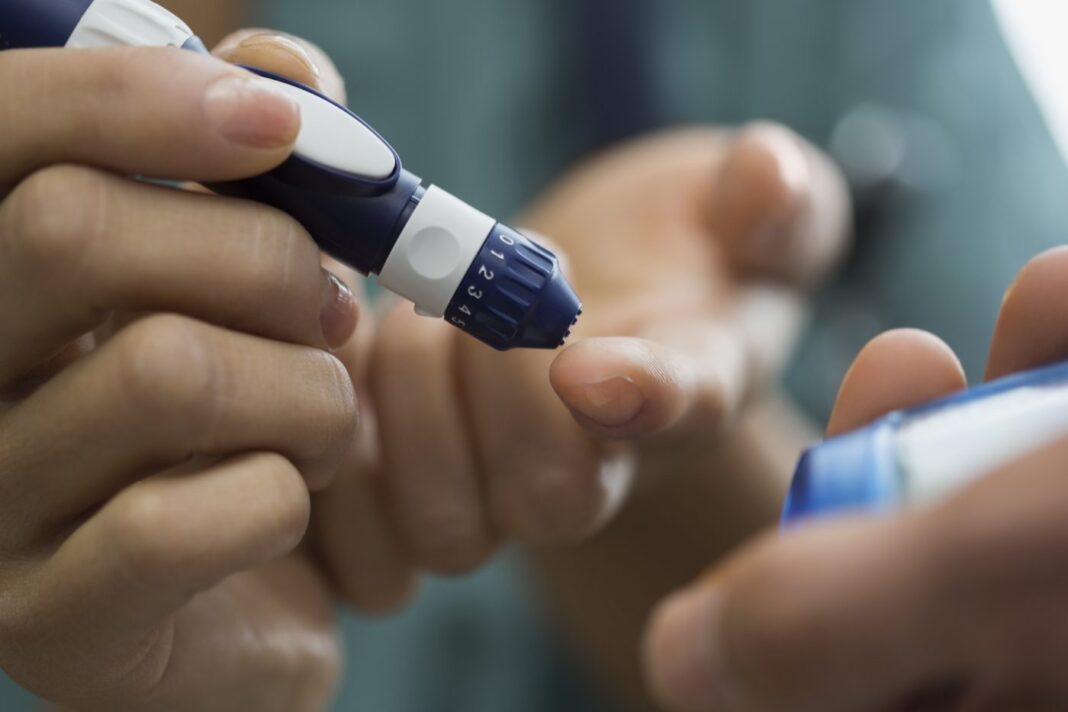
[478,265,495,281]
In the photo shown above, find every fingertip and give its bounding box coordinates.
[214,29,347,103]
[827,329,966,436]
[986,246,1068,380]
[550,337,690,440]
[212,31,320,89]
[712,124,810,274]
[712,122,849,288]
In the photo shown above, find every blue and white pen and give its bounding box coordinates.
[0,0,582,351]
[783,360,1068,523]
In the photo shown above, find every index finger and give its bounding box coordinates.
[986,247,1068,380]
[0,46,299,191]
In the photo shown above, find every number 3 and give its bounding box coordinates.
[468,286,483,299]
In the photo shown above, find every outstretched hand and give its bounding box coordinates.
[314,117,850,610]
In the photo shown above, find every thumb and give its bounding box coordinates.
[214,29,348,103]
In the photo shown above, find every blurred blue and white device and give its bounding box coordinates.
[784,360,1068,522]
[0,0,582,351]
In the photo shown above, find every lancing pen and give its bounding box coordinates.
[783,359,1068,522]
[0,0,582,352]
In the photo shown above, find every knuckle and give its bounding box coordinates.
[83,48,140,97]
[5,165,109,275]
[251,453,312,552]
[241,209,320,307]
[111,315,220,443]
[105,487,178,591]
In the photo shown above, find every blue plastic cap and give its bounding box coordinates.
[782,418,903,525]
[445,225,581,351]
[0,0,92,50]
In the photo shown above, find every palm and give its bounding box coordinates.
[521,129,735,341]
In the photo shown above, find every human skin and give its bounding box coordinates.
[0,33,362,712]
[171,6,856,710]
[644,248,1068,711]
[3,2,853,708]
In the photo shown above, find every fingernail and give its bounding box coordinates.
[204,75,301,148]
[246,33,320,73]
[721,126,811,258]
[320,270,358,348]
[648,589,739,710]
[751,139,810,252]
[231,32,326,88]
[560,377,645,428]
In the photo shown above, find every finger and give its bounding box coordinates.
[461,340,619,544]
[214,29,348,103]
[1,314,357,542]
[710,123,851,288]
[550,327,746,442]
[826,329,966,437]
[15,452,310,699]
[643,513,966,712]
[312,412,418,613]
[0,47,300,191]
[986,247,1068,380]
[312,271,417,610]
[0,165,357,386]
[646,426,1068,712]
[370,306,496,573]
[214,32,324,92]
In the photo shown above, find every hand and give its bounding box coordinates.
[313,120,850,610]
[0,36,359,710]
[644,247,1068,711]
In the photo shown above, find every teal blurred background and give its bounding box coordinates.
[4,1,1068,709]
